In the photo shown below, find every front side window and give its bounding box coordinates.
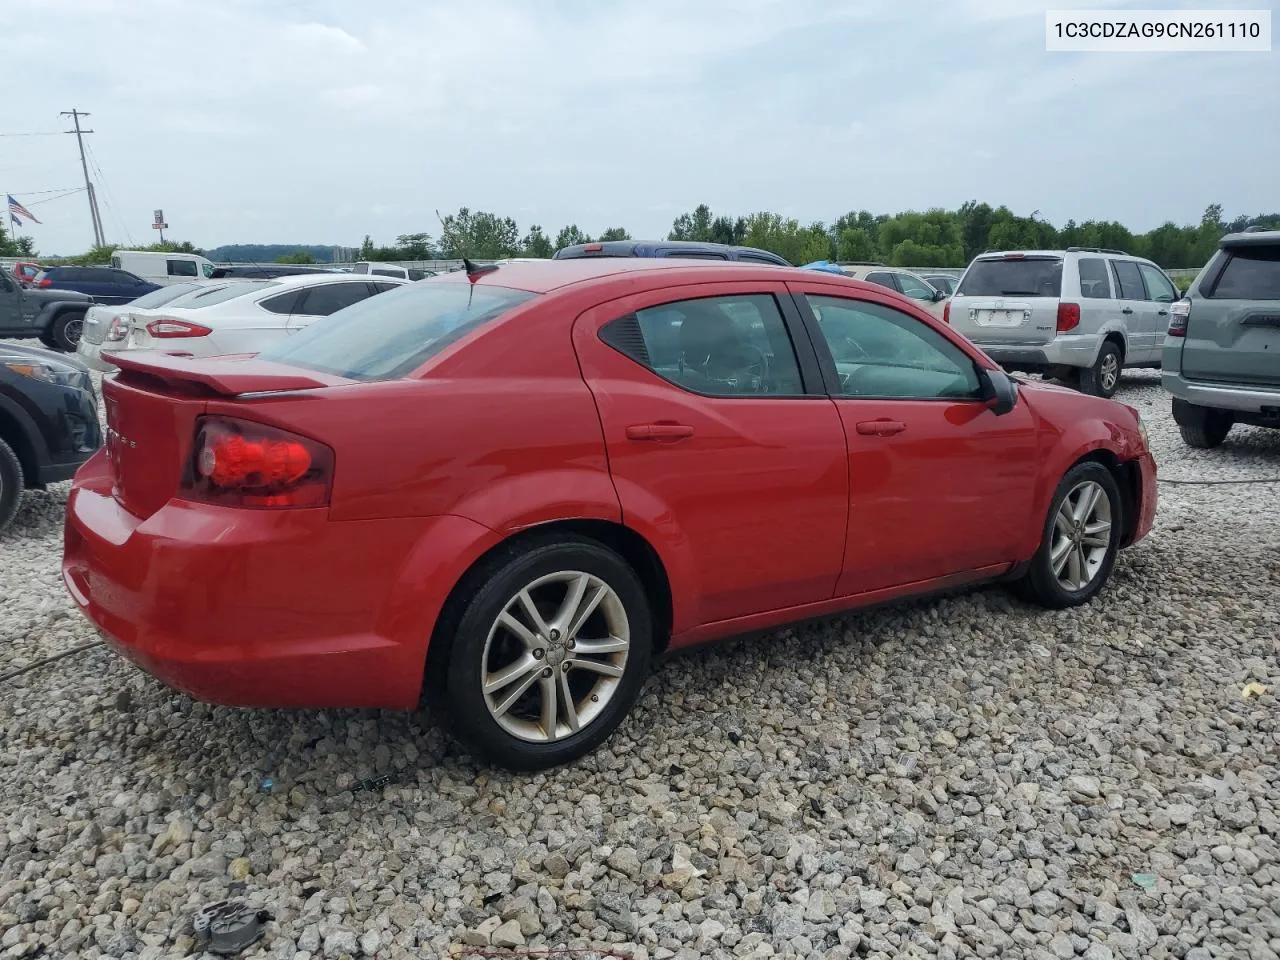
[602,294,804,396]
[1077,258,1112,299]
[167,259,199,277]
[806,295,981,400]
[259,282,536,380]
[895,272,936,300]
[201,262,215,278]
[1111,260,1147,300]
[1138,264,1177,303]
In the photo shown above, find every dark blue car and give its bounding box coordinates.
[32,266,161,305]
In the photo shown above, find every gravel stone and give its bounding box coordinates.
[0,367,1275,958]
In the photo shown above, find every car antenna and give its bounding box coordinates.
[463,257,498,281]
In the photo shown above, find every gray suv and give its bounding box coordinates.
[1162,228,1280,447]
[948,248,1179,398]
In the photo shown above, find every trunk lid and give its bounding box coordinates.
[102,352,341,519]
[1181,242,1280,386]
[949,255,1063,346]
[81,305,118,345]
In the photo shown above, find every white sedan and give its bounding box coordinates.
[80,273,409,367]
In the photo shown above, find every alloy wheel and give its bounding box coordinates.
[480,570,630,743]
[1049,480,1112,592]
[1099,352,1119,392]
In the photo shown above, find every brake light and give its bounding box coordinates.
[584,243,603,252]
[1002,253,1026,260]
[1169,298,1191,337]
[182,417,333,509]
[1056,302,1080,333]
[36,277,51,287]
[145,317,212,338]
[942,301,950,324]
[106,314,131,341]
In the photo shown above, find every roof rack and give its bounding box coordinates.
[834,260,885,266]
[1065,246,1129,255]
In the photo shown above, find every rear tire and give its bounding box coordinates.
[1077,340,1123,398]
[438,537,653,771]
[1172,398,1233,448]
[1015,461,1122,609]
[0,437,24,533]
[50,311,85,352]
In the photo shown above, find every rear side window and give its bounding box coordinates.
[297,281,374,316]
[1077,258,1112,299]
[1111,260,1147,300]
[865,272,898,291]
[259,282,536,380]
[372,268,404,277]
[167,259,199,277]
[260,290,304,315]
[956,258,1063,297]
[1210,246,1280,300]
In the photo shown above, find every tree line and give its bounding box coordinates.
[7,202,1277,270]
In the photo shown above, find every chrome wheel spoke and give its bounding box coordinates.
[483,654,539,696]
[490,665,542,718]
[558,670,580,733]
[538,675,558,740]
[517,589,550,637]
[567,658,624,679]
[1067,545,1083,589]
[571,635,629,657]
[566,584,608,641]
[497,611,539,650]
[553,573,590,633]
[1050,537,1073,575]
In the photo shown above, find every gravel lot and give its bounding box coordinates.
[1,366,1277,960]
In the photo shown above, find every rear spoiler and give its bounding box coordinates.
[106,351,334,397]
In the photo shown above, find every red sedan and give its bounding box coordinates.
[64,259,1156,770]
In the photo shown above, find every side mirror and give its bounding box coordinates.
[980,367,1017,415]
[933,287,948,302]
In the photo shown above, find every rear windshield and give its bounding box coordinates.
[1211,246,1280,300]
[172,280,277,308]
[259,281,537,380]
[957,257,1063,297]
[127,282,205,309]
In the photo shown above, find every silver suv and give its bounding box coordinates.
[947,248,1180,398]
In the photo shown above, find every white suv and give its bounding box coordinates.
[946,247,1179,398]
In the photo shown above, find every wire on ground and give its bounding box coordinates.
[0,640,102,685]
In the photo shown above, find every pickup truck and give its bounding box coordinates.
[0,269,95,351]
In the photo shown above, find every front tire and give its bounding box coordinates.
[1015,461,1122,609]
[439,537,653,771]
[1172,398,1233,449]
[1076,340,1123,398]
[0,437,24,532]
[50,311,85,352]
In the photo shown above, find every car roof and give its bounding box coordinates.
[426,257,867,295]
[555,239,789,263]
[264,272,408,288]
[1222,228,1280,248]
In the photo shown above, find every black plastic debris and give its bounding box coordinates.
[192,899,274,956]
[352,774,393,793]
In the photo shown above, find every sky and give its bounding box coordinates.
[1,0,1276,255]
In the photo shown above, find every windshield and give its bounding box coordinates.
[259,281,537,380]
[957,257,1063,297]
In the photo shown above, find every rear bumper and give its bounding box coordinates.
[1162,371,1280,415]
[76,338,119,373]
[971,334,1100,371]
[62,456,500,709]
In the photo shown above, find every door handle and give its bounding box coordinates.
[1157,309,1169,316]
[1121,307,1134,315]
[626,422,694,441]
[855,419,906,436]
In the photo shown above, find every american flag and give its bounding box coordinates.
[7,194,40,226]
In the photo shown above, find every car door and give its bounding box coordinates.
[572,281,848,628]
[285,281,379,332]
[1075,256,1118,347]
[1138,263,1178,353]
[1109,259,1156,362]
[788,282,1040,595]
[0,272,28,334]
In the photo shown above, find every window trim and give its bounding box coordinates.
[596,290,827,400]
[786,287,990,403]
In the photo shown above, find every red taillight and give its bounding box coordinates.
[1169,298,1191,337]
[1002,253,1025,260]
[182,417,333,509]
[1056,302,1080,333]
[942,301,950,324]
[146,317,212,338]
[37,277,51,287]
[584,243,603,252]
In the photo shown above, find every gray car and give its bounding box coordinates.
[1162,228,1280,447]
[948,248,1179,398]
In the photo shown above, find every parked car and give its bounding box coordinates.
[110,250,217,284]
[84,273,409,363]
[352,261,430,281]
[208,264,337,279]
[32,266,161,307]
[833,264,949,320]
[924,274,959,296]
[77,280,229,372]
[64,259,1156,770]
[946,247,1179,399]
[13,261,42,287]
[0,267,95,351]
[0,342,101,531]
[554,239,792,266]
[1162,228,1280,447]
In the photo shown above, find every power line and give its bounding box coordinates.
[0,131,65,138]
[85,139,134,246]
[28,188,87,207]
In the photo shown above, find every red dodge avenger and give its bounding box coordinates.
[64,259,1156,770]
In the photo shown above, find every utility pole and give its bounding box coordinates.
[61,108,105,248]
